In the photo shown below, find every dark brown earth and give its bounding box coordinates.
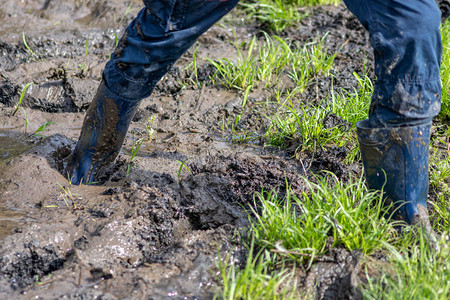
[0,1,409,299]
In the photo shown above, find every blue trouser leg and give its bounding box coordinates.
[104,0,239,101]
[67,0,239,184]
[344,0,442,127]
[344,0,442,225]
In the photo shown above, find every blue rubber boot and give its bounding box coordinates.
[356,120,432,225]
[66,81,140,185]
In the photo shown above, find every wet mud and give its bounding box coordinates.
[0,1,419,299]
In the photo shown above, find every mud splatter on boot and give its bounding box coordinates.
[66,81,141,185]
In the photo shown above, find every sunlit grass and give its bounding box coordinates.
[429,147,450,192]
[215,240,299,300]
[249,173,397,266]
[239,0,340,32]
[328,71,373,163]
[208,34,335,92]
[362,233,450,300]
[209,34,338,149]
[216,172,450,299]
[239,0,308,32]
[431,190,450,234]
[285,0,340,5]
[440,19,450,120]
[288,36,337,90]
[263,71,368,153]
[429,147,450,233]
[264,98,347,152]
[327,72,372,125]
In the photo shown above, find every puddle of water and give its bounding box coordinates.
[0,132,34,166]
[0,208,23,240]
[210,132,267,154]
[120,131,273,158]
[0,132,33,239]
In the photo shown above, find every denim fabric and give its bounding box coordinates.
[104,0,442,129]
[344,0,442,127]
[103,0,239,101]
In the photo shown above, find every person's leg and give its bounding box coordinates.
[104,0,239,101]
[343,0,442,225]
[67,0,239,185]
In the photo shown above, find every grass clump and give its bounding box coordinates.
[328,71,373,162]
[239,0,340,32]
[440,19,450,120]
[208,36,258,91]
[362,234,450,300]
[249,173,397,266]
[328,72,372,125]
[429,148,450,192]
[264,101,343,152]
[431,190,450,234]
[208,34,336,92]
[264,90,350,152]
[209,35,336,139]
[429,146,450,233]
[264,71,371,153]
[126,116,156,176]
[286,37,336,90]
[284,0,340,5]
[265,71,372,153]
[240,0,308,32]
[216,240,299,300]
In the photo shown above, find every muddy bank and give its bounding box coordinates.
[0,1,382,299]
[0,133,366,299]
[0,134,308,299]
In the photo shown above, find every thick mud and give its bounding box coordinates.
[1,1,437,299]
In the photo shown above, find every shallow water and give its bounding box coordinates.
[0,133,32,238]
[0,207,23,239]
[0,133,33,166]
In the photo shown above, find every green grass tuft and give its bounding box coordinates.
[328,72,372,125]
[239,0,308,32]
[440,19,450,120]
[264,92,348,152]
[362,233,450,300]
[215,239,299,299]
[208,34,336,92]
[249,173,397,266]
[239,0,340,32]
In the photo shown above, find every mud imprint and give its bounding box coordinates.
[0,0,392,299]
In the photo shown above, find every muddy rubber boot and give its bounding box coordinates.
[356,120,438,245]
[66,81,140,185]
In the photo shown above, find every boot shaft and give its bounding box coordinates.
[356,120,431,224]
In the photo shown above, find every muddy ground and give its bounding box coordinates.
[0,1,433,299]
